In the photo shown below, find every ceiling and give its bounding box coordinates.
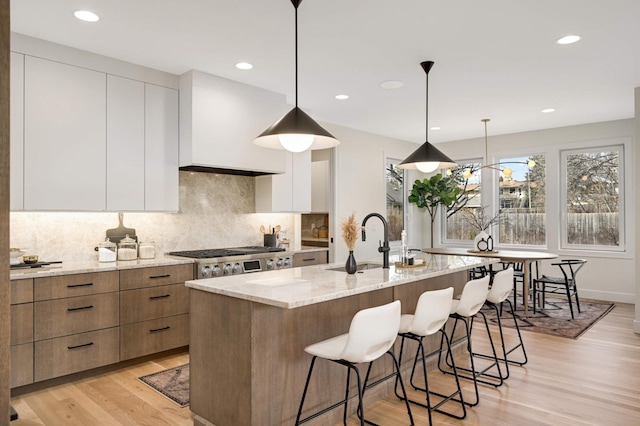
[10,0,640,144]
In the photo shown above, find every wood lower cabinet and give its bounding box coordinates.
[293,251,328,267]
[10,264,193,388]
[34,328,120,382]
[119,264,192,361]
[120,314,189,361]
[10,279,34,388]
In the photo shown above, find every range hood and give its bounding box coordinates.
[179,70,290,176]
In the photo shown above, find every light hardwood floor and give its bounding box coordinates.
[10,303,640,425]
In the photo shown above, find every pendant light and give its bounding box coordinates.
[254,0,339,153]
[399,61,456,172]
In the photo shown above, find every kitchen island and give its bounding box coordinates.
[186,254,495,426]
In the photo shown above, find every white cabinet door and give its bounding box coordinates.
[10,52,24,210]
[255,151,311,213]
[311,160,330,213]
[145,84,179,212]
[24,56,106,211]
[106,75,145,211]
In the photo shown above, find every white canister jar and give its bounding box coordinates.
[117,235,138,261]
[138,241,156,259]
[98,239,117,262]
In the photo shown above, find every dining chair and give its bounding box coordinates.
[533,259,587,319]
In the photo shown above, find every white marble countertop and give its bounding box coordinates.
[9,256,194,279]
[186,254,497,309]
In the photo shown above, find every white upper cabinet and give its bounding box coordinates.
[24,56,107,211]
[180,70,288,175]
[10,52,24,210]
[144,84,179,212]
[311,160,330,213]
[106,78,179,212]
[255,151,311,213]
[106,75,145,211]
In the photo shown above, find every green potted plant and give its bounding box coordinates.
[408,173,461,247]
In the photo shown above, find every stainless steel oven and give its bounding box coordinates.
[168,246,292,279]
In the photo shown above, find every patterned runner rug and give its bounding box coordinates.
[483,296,615,339]
[138,364,190,407]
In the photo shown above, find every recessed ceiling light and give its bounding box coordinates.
[235,62,253,70]
[379,80,404,90]
[541,108,556,113]
[556,35,580,45]
[430,126,441,131]
[74,10,99,22]
[335,94,349,100]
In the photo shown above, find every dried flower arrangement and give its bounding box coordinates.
[340,212,359,251]
[464,205,501,232]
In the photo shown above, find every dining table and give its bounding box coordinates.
[421,247,558,315]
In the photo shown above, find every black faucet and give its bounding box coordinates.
[361,213,390,269]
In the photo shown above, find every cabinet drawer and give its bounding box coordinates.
[11,279,33,304]
[11,343,34,388]
[34,271,118,301]
[119,264,194,291]
[34,292,119,340]
[11,303,33,345]
[293,251,328,267]
[120,283,188,325]
[120,314,189,361]
[34,327,119,382]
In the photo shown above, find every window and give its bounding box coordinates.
[386,158,404,242]
[498,155,546,245]
[561,146,624,251]
[443,161,482,241]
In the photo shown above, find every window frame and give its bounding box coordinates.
[385,156,406,244]
[559,144,626,253]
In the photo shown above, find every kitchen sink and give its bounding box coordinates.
[327,263,383,272]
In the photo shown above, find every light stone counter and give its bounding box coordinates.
[186,254,495,309]
[8,256,194,279]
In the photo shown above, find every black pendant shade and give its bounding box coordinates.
[399,61,456,171]
[253,0,339,152]
[254,106,339,151]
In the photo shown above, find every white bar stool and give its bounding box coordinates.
[395,287,466,425]
[474,268,528,377]
[294,300,414,426]
[438,275,503,406]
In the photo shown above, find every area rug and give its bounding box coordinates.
[483,297,614,339]
[138,364,190,407]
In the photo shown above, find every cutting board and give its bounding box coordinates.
[106,212,137,244]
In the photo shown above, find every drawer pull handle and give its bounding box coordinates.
[302,258,316,261]
[68,342,94,350]
[149,274,171,279]
[67,282,93,288]
[67,305,94,312]
[149,294,171,300]
[150,326,171,333]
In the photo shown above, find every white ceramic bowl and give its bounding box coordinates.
[10,248,25,265]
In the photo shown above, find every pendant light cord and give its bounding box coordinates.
[294,2,299,108]
[425,70,429,139]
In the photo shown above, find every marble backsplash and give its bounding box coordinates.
[10,171,296,262]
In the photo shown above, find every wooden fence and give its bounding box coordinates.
[446,211,619,246]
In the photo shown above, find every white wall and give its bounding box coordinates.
[323,122,424,265]
[438,118,636,304]
[635,87,640,332]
